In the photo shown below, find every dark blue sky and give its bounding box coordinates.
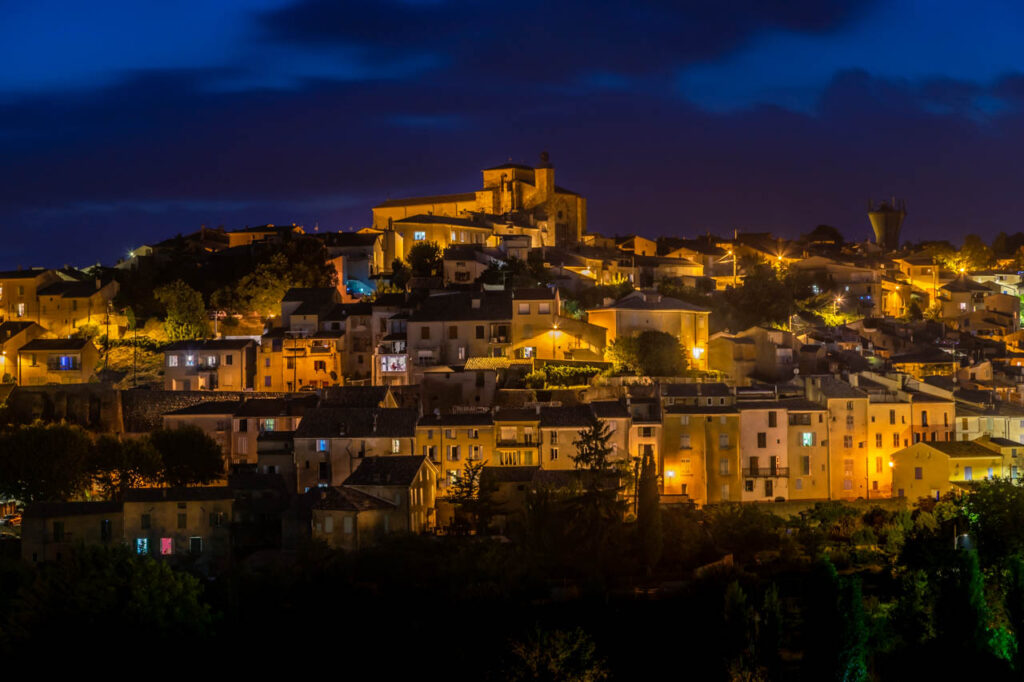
[3,0,1024,268]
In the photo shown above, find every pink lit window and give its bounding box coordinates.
[160,538,173,555]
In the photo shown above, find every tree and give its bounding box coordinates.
[406,241,442,277]
[723,581,758,676]
[507,627,609,682]
[961,234,995,271]
[1006,555,1024,675]
[935,550,991,657]
[8,546,212,654]
[90,435,162,501]
[390,258,411,289]
[154,280,209,341]
[958,478,1024,565]
[148,426,224,487]
[804,224,845,246]
[607,330,685,376]
[636,449,662,573]
[0,423,94,502]
[447,459,489,533]
[836,576,870,682]
[572,417,615,474]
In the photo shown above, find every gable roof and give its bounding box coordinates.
[343,456,428,487]
[295,407,419,439]
[587,290,710,313]
[19,338,90,352]
[124,486,233,503]
[311,486,397,512]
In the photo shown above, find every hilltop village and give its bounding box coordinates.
[9,155,1024,675]
[3,154,1024,562]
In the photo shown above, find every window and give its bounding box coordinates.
[135,538,149,555]
[757,432,767,448]
[263,418,275,431]
[550,431,558,444]
[795,478,803,490]
[876,433,883,448]
[15,302,24,317]
[189,537,203,555]
[640,427,653,438]
[719,434,730,449]
[889,409,896,425]
[209,512,224,527]
[801,456,810,475]
[518,303,530,314]
[744,480,754,492]
[167,354,179,367]
[915,467,923,480]
[185,354,196,367]
[964,466,973,481]
[264,376,272,388]
[921,411,928,427]
[225,354,233,366]
[101,519,112,541]
[421,327,430,340]
[177,513,187,529]
[160,538,173,555]
[680,415,690,425]
[539,302,551,314]
[448,325,458,339]
[846,416,854,428]
[318,462,329,481]
[846,401,854,410]
[680,434,691,449]
[719,458,730,475]
[141,514,151,530]
[843,435,853,448]
[476,325,484,339]
[768,411,777,428]
[893,433,900,448]
[681,458,692,474]
[414,231,426,241]
[875,457,883,473]
[343,516,354,534]
[447,445,459,461]
[843,479,853,490]
[843,459,854,475]
[470,429,479,439]
[392,439,401,454]
[314,360,326,372]
[550,447,558,461]
[801,432,814,447]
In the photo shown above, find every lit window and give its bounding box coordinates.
[392,439,401,454]
[160,538,173,555]
[185,354,196,367]
[167,355,179,367]
[414,231,426,241]
[801,432,814,447]
[135,538,149,555]
[317,439,328,452]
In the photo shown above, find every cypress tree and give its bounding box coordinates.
[637,450,662,573]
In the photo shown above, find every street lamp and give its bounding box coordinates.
[833,295,844,315]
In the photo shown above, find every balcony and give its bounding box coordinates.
[742,467,789,478]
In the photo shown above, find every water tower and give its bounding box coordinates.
[868,198,906,251]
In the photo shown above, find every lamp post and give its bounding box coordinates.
[833,295,843,316]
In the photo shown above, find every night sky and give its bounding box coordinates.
[4,0,1024,269]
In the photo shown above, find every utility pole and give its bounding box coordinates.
[732,228,738,288]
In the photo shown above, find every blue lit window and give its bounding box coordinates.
[414,231,426,241]
[317,439,328,452]
[58,355,73,370]
[135,538,149,555]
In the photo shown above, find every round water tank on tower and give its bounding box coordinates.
[868,199,906,251]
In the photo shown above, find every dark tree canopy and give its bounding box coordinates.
[0,423,95,502]
[149,426,225,487]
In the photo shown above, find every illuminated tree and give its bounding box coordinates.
[90,435,163,501]
[407,241,442,277]
[154,280,209,341]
